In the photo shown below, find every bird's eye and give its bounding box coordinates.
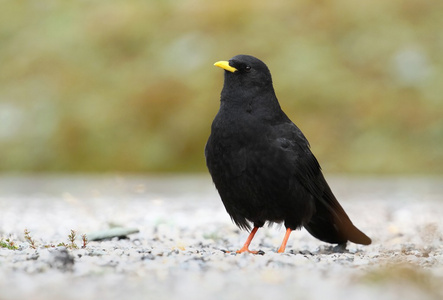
[245,65,251,72]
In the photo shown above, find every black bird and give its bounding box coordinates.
[205,54,371,253]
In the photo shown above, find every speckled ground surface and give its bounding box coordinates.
[0,175,442,300]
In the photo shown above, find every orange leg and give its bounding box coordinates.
[236,227,259,254]
[277,228,293,253]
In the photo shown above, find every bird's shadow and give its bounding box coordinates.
[219,243,367,256]
[290,243,367,256]
[260,241,353,255]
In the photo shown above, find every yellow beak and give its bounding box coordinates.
[214,61,237,73]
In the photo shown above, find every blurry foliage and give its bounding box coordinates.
[0,0,442,173]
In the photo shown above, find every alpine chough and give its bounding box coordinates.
[205,54,371,253]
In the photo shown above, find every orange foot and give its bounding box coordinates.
[221,248,264,254]
[277,228,293,253]
[236,246,259,254]
[221,226,265,254]
[236,226,259,253]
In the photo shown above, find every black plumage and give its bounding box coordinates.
[205,55,371,253]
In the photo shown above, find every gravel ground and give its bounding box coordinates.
[0,175,442,300]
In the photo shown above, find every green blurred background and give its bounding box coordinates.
[0,0,442,174]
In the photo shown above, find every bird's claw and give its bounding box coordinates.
[221,249,265,255]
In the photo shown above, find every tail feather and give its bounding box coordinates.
[304,180,371,245]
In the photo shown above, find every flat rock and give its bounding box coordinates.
[86,227,140,241]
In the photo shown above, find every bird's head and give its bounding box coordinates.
[214,55,273,91]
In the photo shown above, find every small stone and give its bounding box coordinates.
[86,227,140,241]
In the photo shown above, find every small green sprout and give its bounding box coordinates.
[81,234,88,248]
[0,238,18,250]
[24,229,37,249]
